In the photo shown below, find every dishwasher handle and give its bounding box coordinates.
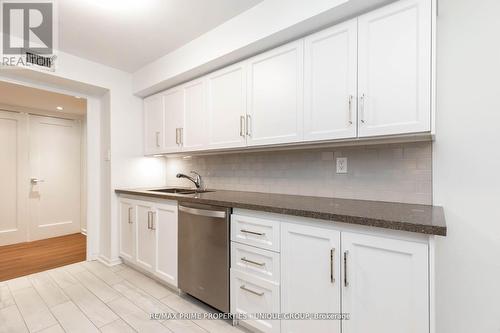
[179,205,227,218]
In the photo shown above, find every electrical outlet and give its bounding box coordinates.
[336,157,347,174]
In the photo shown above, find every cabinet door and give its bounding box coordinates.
[281,222,341,333]
[155,202,178,287]
[304,19,357,141]
[119,199,135,261]
[163,87,184,153]
[143,94,164,155]
[247,40,304,146]
[342,232,428,333]
[207,63,247,149]
[358,0,431,137]
[136,202,156,272]
[183,79,207,151]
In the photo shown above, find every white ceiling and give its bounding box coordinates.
[0,81,87,115]
[57,0,263,72]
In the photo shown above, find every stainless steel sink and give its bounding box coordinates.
[148,188,213,195]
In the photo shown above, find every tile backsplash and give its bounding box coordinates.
[165,142,432,204]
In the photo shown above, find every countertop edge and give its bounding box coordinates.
[115,189,447,237]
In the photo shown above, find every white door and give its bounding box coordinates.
[304,19,357,141]
[341,232,428,333]
[136,202,156,271]
[29,115,81,241]
[144,94,164,154]
[247,40,304,146]
[119,199,135,261]
[281,222,341,333]
[163,88,184,153]
[154,201,178,287]
[0,111,29,246]
[357,0,431,137]
[207,63,247,149]
[183,79,207,151]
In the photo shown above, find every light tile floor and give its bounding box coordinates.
[0,261,246,333]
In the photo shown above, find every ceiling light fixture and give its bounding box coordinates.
[56,106,63,110]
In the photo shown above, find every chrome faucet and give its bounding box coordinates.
[176,171,203,189]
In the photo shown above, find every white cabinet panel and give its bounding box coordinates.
[247,40,304,146]
[281,222,341,333]
[231,270,280,333]
[118,199,135,261]
[162,88,184,153]
[341,232,428,333]
[304,19,357,141]
[183,79,207,151]
[155,201,178,287]
[208,64,247,149]
[143,94,164,155]
[135,202,156,272]
[358,0,431,137]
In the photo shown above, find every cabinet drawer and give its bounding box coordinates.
[231,242,280,284]
[231,214,280,252]
[231,270,280,333]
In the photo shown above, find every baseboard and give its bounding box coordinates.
[96,255,122,267]
[80,228,87,236]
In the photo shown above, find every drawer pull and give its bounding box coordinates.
[330,248,335,284]
[240,229,265,236]
[240,285,264,296]
[241,257,265,266]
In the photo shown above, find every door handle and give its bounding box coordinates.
[30,178,45,185]
[175,128,179,145]
[147,211,151,229]
[150,211,156,230]
[344,250,349,287]
[240,115,246,137]
[155,131,160,147]
[179,128,184,146]
[360,94,366,124]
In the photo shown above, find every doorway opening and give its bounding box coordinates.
[0,81,87,281]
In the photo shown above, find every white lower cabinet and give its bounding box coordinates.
[341,232,429,333]
[231,210,431,333]
[281,222,341,333]
[118,197,178,288]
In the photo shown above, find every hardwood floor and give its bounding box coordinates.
[0,233,86,282]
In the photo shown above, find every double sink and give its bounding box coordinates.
[148,187,213,195]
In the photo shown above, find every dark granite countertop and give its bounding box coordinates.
[115,187,446,236]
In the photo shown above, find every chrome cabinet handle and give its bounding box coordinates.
[240,285,264,296]
[150,211,156,230]
[175,128,179,145]
[344,250,349,287]
[241,257,265,266]
[155,132,160,147]
[360,94,365,124]
[128,207,133,224]
[246,115,252,137]
[147,211,151,229]
[179,128,184,146]
[240,116,245,137]
[330,248,335,284]
[348,95,353,125]
[240,229,265,236]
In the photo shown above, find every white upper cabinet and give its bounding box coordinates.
[143,94,164,155]
[281,222,341,333]
[207,63,247,149]
[247,40,304,146]
[341,232,429,333]
[162,87,184,153]
[183,79,208,151]
[357,0,431,137]
[304,19,358,141]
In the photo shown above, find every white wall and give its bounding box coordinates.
[433,0,500,332]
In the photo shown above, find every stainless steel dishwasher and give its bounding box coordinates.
[178,202,230,313]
